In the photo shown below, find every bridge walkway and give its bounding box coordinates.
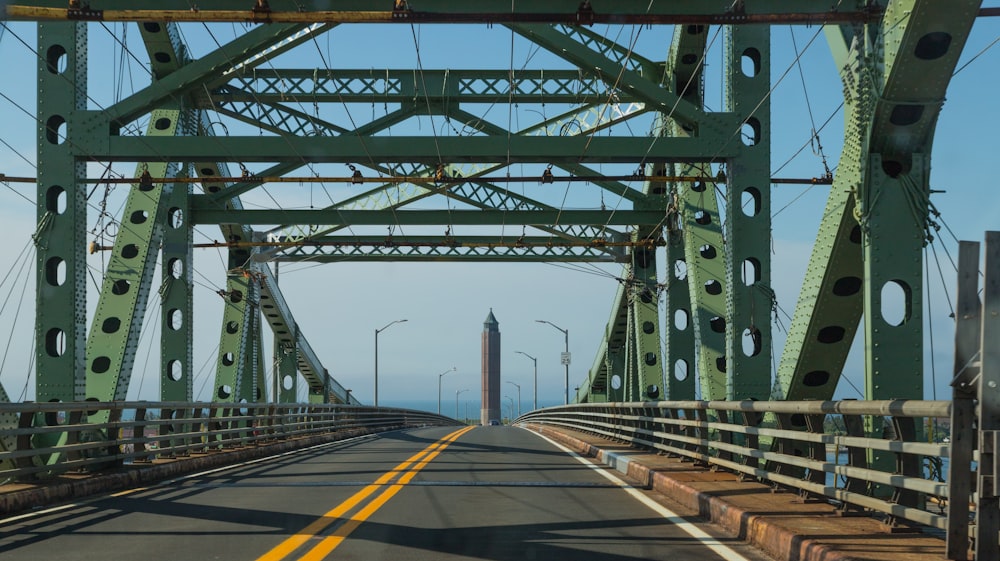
[527,424,951,561]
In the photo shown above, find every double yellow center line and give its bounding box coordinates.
[257,425,475,561]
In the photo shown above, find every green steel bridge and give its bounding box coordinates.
[0,2,999,560]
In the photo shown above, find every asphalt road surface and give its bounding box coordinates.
[0,426,773,561]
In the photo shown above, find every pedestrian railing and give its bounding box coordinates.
[0,401,460,481]
[516,400,959,533]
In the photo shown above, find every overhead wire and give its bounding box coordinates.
[0,241,35,384]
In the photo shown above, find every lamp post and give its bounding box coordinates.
[536,320,569,405]
[514,351,537,411]
[504,395,514,422]
[374,319,407,407]
[456,389,469,422]
[506,381,521,418]
[438,367,456,415]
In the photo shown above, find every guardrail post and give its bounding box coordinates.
[976,231,1000,561]
[159,408,175,458]
[772,413,805,481]
[693,408,709,466]
[716,409,733,464]
[133,407,150,463]
[63,410,84,465]
[837,412,868,516]
[947,240,979,560]
[739,410,762,481]
[190,407,207,454]
[884,415,921,532]
[802,413,827,493]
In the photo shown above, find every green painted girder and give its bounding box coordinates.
[679,179,729,401]
[190,208,667,227]
[778,0,980,402]
[85,109,188,415]
[207,107,418,204]
[160,173,194,402]
[659,23,707,401]
[212,92,348,137]
[257,263,351,403]
[626,230,666,401]
[0,382,14,471]
[82,23,316,133]
[580,277,630,403]
[192,140,340,403]
[213,69,640,105]
[35,21,87,404]
[272,236,625,263]
[509,24,739,134]
[8,0,877,17]
[445,107,649,206]
[213,270,258,403]
[723,24,772,401]
[96,134,739,163]
[549,24,658,76]
[275,337,298,403]
[247,305,265,403]
[860,0,979,416]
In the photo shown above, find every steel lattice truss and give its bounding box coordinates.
[0,1,984,430]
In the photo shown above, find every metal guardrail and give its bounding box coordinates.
[0,401,460,481]
[516,400,959,533]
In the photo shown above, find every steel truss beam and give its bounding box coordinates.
[6,1,882,25]
[272,236,625,263]
[212,69,637,105]
[778,0,981,407]
[93,135,740,163]
[190,209,666,227]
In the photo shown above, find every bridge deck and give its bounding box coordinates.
[1,426,770,561]
[0,425,953,561]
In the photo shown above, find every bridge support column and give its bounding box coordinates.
[161,171,194,401]
[724,24,771,401]
[85,108,186,420]
[35,22,88,404]
[627,230,665,401]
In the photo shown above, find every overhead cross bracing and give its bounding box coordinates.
[0,1,991,428]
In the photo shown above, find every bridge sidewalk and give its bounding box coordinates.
[525,424,948,561]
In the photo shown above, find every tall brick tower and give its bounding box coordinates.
[481,309,501,425]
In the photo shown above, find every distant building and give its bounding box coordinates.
[481,309,501,425]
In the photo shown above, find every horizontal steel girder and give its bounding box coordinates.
[190,208,667,226]
[270,239,625,263]
[213,69,634,105]
[95,135,738,163]
[7,1,882,24]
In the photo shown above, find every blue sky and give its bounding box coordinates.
[1,13,999,411]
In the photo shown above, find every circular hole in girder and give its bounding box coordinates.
[674,360,689,381]
[121,244,140,259]
[167,360,183,382]
[45,328,66,357]
[101,317,121,334]
[91,356,111,374]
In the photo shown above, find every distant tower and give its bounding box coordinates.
[481,309,501,425]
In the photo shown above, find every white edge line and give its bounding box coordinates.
[529,429,754,561]
[0,430,388,525]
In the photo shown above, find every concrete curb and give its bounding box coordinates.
[527,424,869,561]
[0,428,381,517]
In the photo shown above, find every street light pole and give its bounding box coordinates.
[506,381,521,418]
[514,351,537,410]
[438,367,456,415]
[536,320,569,405]
[504,395,514,422]
[374,319,407,407]
[456,388,469,422]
